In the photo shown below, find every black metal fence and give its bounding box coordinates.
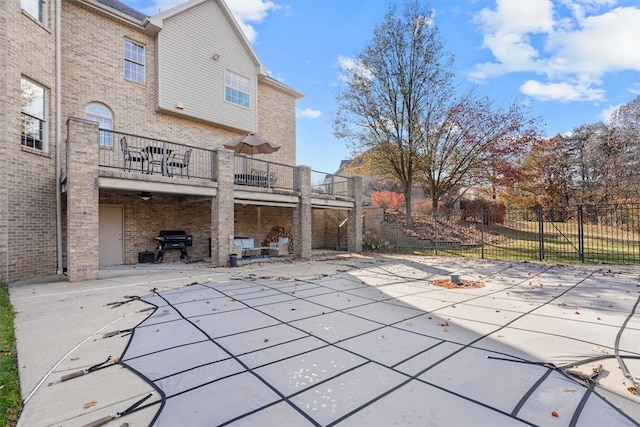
[364,204,640,265]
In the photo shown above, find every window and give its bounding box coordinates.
[21,78,46,150]
[225,71,250,108]
[85,102,114,147]
[21,0,45,23]
[124,39,145,83]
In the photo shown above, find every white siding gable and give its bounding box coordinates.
[155,0,260,132]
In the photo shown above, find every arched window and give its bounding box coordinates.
[84,102,114,147]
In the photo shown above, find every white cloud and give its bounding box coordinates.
[297,108,322,119]
[521,80,605,101]
[471,1,640,103]
[599,103,625,124]
[145,0,279,43]
[226,0,280,43]
[337,55,372,82]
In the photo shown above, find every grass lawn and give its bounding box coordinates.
[404,219,640,264]
[0,284,22,427]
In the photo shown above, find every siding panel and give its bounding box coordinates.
[157,1,258,132]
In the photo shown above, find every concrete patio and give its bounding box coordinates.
[10,254,640,426]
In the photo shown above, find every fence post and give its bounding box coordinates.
[433,212,438,255]
[577,205,584,262]
[537,206,544,261]
[481,207,485,259]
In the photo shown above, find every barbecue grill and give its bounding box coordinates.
[155,230,193,263]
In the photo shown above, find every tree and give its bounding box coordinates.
[417,94,538,211]
[334,1,454,228]
[517,134,573,215]
[565,123,619,205]
[609,95,640,201]
[371,191,405,213]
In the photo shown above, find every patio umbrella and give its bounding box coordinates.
[223,132,281,155]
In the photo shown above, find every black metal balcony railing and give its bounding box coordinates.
[233,156,294,191]
[94,130,354,197]
[311,170,351,197]
[98,130,217,181]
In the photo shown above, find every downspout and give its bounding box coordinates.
[55,0,63,275]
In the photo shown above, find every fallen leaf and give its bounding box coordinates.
[83,401,98,409]
[551,411,559,417]
[263,338,269,343]
[378,335,385,340]
[563,388,577,393]
[70,357,80,361]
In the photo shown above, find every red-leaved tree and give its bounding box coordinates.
[371,191,405,213]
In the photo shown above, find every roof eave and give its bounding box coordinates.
[260,76,304,99]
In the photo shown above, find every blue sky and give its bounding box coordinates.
[126,0,640,174]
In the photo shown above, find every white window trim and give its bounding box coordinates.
[224,70,251,109]
[124,39,145,84]
[85,102,114,147]
[20,77,47,152]
[21,0,46,25]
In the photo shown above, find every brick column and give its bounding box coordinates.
[211,149,234,266]
[348,176,363,253]
[66,118,100,281]
[293,166,312,259]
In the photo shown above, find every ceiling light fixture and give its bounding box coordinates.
[140,192,152,201]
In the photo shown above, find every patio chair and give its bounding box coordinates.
[120,136,147,172]
[167,149,191,178]
[268,237,290,256]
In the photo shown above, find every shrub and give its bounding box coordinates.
[371,191,405,213]
[363,234,386,250]
[461,199,506,224]
[412,199,445,216]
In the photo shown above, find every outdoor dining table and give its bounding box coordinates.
[143,146,173,176]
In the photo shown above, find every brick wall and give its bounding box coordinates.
[66,118,100,280]
[1,0,59,282]
[234,205,294,246]
[293,166,312,258]
[99,192,212,264]
[258,83,297,166]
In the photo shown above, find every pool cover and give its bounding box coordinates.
[115,262,640,426]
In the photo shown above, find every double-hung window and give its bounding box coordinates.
[21,0,45,24]
[85,103,114,147]
[225,71,250,108]
[21,78,46,151]
[124,39,145,83]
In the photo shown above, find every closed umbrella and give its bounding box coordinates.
[223,132,281,155]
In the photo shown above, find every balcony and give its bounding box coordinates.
[91,129,353,199]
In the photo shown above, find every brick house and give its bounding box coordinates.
[1,0,362,283]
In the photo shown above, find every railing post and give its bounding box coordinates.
[538,206,544,261]
[577,204,584,262]
[210,150,217,181]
